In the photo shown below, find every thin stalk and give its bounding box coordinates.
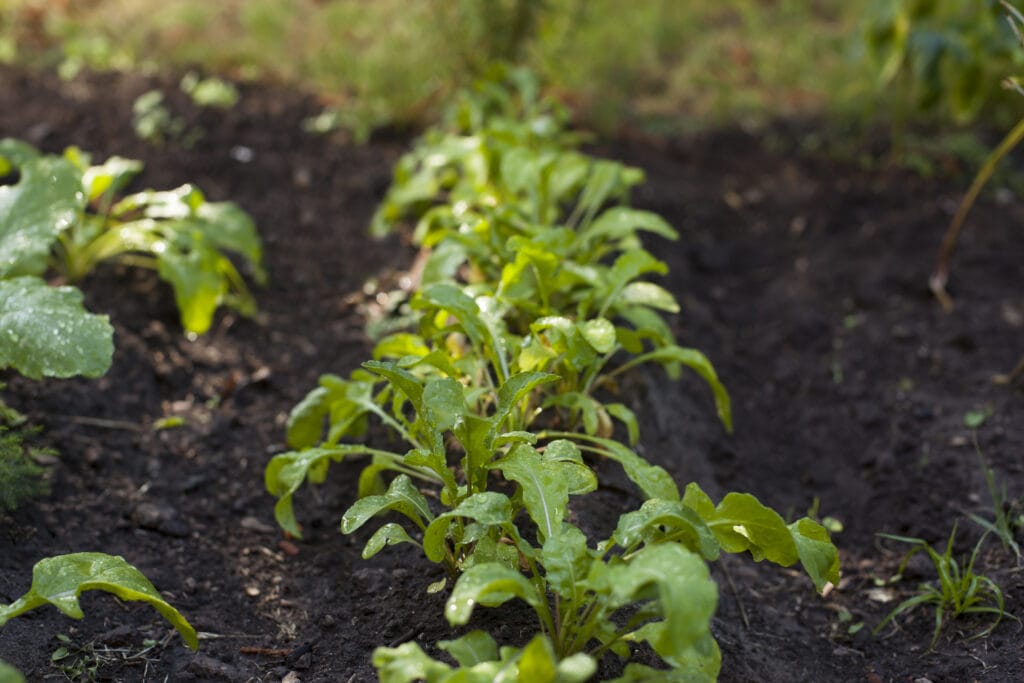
[579,347,618,396]
[367,405,425,452]
[930,115,1024,311]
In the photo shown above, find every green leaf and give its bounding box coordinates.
[578,207,678,246]
[579,317,616,353]
[493,371,560,432]
[363,361,425,414]
[555,652,598,683]
[373,333,431,360]
[156,231,231,334]
[682,482,839,587]
[598,544,718,670]
[373,641,452,683]
[541,526,591,601]
[422,492,514,563]
[0,138,42,167]
[0,553,197,650]
[445,562,543,626]
[516,634,558,681]
[605,250,668,293]
[285,385,333,448]
[618,282,680,313]
[81,155,143,204]
[0,276,113,380]
[605,403,640,445]
[613,498,720,561]
[363,523,417,559]
[422,377,466,431]
[0,153,82,278]
[541,439,597,495]
[684,485,795,563]
[195,200,265,282]
[493,445,570,540]
[415,283,491,354]
[622,346,732,433]
[421,241,468,286]
[437,630,498,668]
[342,474,434,534]
[789,517,842,591]
[610,662,716,683]
[265,444,378,537]
[573,435,679,501]
[0,659,24,683]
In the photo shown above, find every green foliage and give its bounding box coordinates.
[132,90,189,145]
[263,67,836,679]
[374,484,837,679]
[0,423,53,512]
[365,67,727,434]
[967,436,1023,560]
[0,139,265,336]
[0,553,198,680]
[179,71,239,109]
[929,2,1024,310]
[0,141,114,380]
[874,525,1008,649]
[0,659,24,683]
[863,0,1024,124]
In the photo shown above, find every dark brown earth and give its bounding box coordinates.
[1,65,1022,682]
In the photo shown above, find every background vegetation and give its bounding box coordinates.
[5,0,1014,141]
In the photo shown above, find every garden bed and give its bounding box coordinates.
[1,66,1022,681]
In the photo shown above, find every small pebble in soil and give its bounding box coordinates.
[132,501,189,537]
[187,654,243,681]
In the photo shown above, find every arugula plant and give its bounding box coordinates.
[371,483,839,681]
[0,139,265,335]
[267,353,724,578]
[874,524,1008,650]
[359,66,728,439]
[0,553,198,682]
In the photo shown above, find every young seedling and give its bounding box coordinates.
[963,425,1022,561]
[0,139,265,336]
[874,524,1009,650]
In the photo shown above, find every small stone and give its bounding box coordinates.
[245,585,261,597]
[282,673,302,683]
[132,502,189,538]
[187,654,241,680]
[240,516,277,533]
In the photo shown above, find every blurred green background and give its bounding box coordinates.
[2,0,1022,149]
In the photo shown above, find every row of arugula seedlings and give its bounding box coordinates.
[263,66,841,681]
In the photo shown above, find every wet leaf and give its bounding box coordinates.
[0,553,197,650]
[0,276,113,380]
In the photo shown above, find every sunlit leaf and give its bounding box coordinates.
[0,553,197,650]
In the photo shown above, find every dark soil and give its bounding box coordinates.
[1,65,1023,682]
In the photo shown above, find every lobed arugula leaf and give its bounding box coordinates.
[683,482,840,591]
[0,553,197,650]
[342,474,435,534]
